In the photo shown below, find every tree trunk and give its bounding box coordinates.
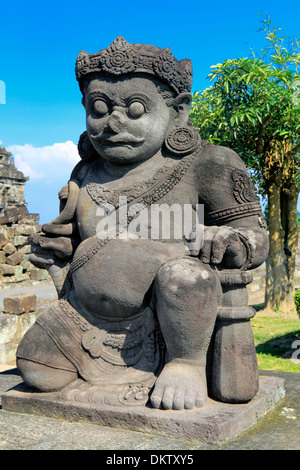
[265,182,299,313]
[282,188,299,309]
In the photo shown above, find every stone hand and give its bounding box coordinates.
[199,225,247,268]
[28,244,56,270]
[28,220,79,296]
[28,233,74,261]
[42,221,76,237]
[28,237,73,297]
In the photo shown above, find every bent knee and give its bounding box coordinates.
[156,257,219,290]
[17,358,77,392]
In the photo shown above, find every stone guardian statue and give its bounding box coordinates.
[16,37,269,410]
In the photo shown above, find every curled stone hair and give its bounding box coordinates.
[155,82,176,107]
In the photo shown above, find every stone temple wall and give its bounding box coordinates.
[0,207,48,288]
[0,144,50,364]
[0,145,28,217]
[0,145,48,288]
[0,207,50,364]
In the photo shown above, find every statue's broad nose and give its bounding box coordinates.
[106,110,126,133]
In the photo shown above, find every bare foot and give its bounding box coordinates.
[150,360,207,410]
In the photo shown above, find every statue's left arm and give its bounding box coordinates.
[195,144,269,271]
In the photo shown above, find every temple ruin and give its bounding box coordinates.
[0,144,48,285]
[0,145,28,219]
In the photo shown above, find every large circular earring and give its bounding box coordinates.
[78,131,96,160]
[164,125,200,156]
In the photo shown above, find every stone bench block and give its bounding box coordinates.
[3,294,37,315]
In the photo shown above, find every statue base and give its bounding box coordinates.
[1,375,285,443]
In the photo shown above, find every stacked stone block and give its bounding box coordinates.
[0,212,48,286]
[0,294,39,365]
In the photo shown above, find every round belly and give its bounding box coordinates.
[72,236,188,318]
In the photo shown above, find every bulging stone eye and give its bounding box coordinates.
[128,101,145,118]
[94,100,108,116]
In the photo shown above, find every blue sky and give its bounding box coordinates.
[0,0,299,223]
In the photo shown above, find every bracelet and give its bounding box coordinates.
[232,228,254,271]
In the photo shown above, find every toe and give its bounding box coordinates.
[184,390,196,410]
[150,383,164,409]
[195,394,207,408]
[173,389,185,410]
[150,393,162,409]
[162,386,175,410]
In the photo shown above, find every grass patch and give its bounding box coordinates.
[250,309,300,373]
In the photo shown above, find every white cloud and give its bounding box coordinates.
[4,141,81,223]
[7,141,81,181]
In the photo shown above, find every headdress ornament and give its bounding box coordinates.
[75,36,193,95]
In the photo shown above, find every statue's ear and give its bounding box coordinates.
[81,96,86,108]
[173,92,193,124]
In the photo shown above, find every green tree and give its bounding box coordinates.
[191,17,300,313]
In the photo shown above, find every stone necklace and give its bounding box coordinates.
[70,145,203,275]
[86,157,174,209]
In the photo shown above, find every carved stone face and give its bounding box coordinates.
[83,75,174,165]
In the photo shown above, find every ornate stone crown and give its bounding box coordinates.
[75,36,193,95]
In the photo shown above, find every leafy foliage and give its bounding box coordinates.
[295,289,300,318]
[190,16,300,197]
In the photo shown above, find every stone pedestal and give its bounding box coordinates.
[1,375,285,443]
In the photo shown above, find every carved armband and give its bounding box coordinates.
[231,228,254,271]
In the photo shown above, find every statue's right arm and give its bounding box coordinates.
[28,182,80,297]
